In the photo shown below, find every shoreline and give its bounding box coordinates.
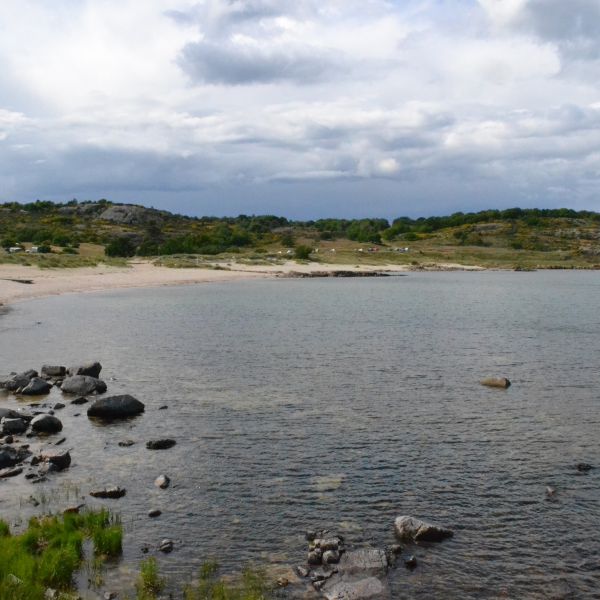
[0,259,442,308]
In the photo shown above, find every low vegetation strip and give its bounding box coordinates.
[0,509,122,600]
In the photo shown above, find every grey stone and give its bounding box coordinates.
[155,475,170,489]
[308,549,323,565]
[21,377,52,396]
[41,365,66,377]
[31,414,63,434]
[394,516,453,543]
[40,450,71,471]
[2,417,28,434]
[53,403,65,410]
[2,370,38,392]
[87,395,145,419]
[159,539,174,553]
[67,362,102,378]
[323,550,341,564]
[61,375,107,396]
[71,397,89,405]
[148,509,162,518]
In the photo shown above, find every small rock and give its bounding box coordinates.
[148,509,162,518]
[576,463,593,472]
[87,395,145,419]
[308,548,323,565]
[31,414,63,434]
[61,375,107,396]
[323,550,340,564]
[53,403,65,410]
[155,475,170,489]
[90,486,126,499]
[546,486,556,497]
[146,439,176,450]
[404,555,417,569]
[118,440,135,447]
[0,466,23,478]
[277,577,290,588]
[4,435,14,444]
[63,504,85,514]
[296,566,310,578]
[55,437,66,446]
[394,516,453,543]
[21,377,52,396]
[67,362,102,378]
[1,417,28,435]
[41,365,66,377]
[159,539,174,553]
[40,450,71,471]
[71,397,89,405]
[158,405,168,410]
[480,377,511,389]
[104,592,117,600]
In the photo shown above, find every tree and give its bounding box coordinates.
[294,245,312,260]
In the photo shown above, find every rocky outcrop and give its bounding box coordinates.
[30,414,63,434]
[394,516,453,543]
[67,362,102,378]
[21,377,52,396]
[2,370,38,392]
[480,377,511,389]
[87,395,145,419]
[61,375,107,395]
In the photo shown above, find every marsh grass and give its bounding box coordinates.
[135,557,165,600]
[0,509,123,599]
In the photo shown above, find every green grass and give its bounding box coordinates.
[135,557,165,600]
[0,510,123,599]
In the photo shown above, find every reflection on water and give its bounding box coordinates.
[1,272,599,598]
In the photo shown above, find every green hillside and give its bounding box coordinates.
[1,200,600,269]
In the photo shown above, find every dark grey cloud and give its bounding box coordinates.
[178,39,340,85]
[512,0,600,59]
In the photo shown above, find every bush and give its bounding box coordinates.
[105,237,136,257]
[294,245,312,260]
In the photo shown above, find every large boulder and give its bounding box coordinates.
[87,395,145,419]
[21,377,52,396]
[30,414,63,434]
[394,516,453,543]
[61,375,107,395]
[2,370,38,392]
[67,362,102,378]
[41,365,66,377]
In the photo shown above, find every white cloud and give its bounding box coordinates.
[0,0,599,216]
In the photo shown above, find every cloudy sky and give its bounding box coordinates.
[1,0,600,219]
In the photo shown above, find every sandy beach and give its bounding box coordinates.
[0,260,420,307]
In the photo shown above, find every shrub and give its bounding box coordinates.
[294,245,312,260]
[105,237,136,257]
[136,557,165,599]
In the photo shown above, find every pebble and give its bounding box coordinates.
[148,509,162,518]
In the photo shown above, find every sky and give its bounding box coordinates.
[1,0,600,219]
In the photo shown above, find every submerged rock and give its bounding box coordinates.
[30,414,63,434]
[148,509,162,518]
[146,439,176,450]
[0,466,23,478]
[480,377,511,389]
[0,445,30,469]
[394,516,453,543]
[87,395,145,419]
[576,463,593,472]
[61,375,107,396]
[159,539,174,553]
[90,486,126,499]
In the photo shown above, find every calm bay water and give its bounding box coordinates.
[1,272,599,598]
